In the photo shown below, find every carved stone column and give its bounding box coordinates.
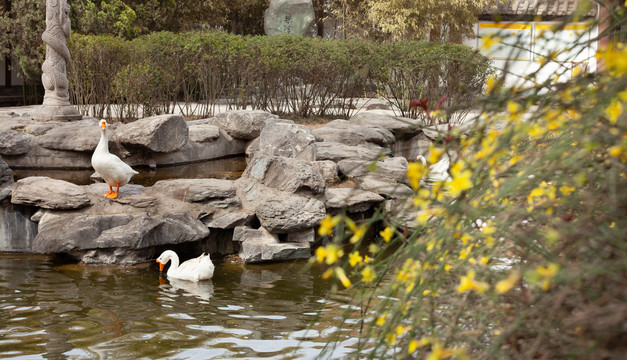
[34,0,82,121]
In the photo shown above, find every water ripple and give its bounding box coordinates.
[0,254,360,359]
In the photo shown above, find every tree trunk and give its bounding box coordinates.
[313,0,324,37]
[430,27,441,42]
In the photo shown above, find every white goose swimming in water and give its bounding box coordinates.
[91,119,138,199]
[156,250,215,282]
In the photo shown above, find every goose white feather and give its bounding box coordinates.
[416,155,451,185]
[91,119,138,198]
[156,250,215,282]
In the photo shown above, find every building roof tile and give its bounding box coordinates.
[483,0,597,17]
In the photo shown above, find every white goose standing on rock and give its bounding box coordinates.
[91,119,138,199]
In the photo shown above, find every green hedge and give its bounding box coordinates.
[67,31,491,121]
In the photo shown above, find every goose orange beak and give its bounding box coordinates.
[156,259,164,271]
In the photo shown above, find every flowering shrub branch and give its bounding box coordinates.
[314,6,627,359]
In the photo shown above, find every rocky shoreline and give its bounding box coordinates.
[0,108,452,265]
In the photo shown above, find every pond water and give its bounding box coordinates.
[11,156,248,187]
[0,253,361,360]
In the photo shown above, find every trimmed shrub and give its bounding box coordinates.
[68,31,491,121]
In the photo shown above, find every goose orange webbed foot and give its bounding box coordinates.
[102,184,120,199]
[102,186,115,198]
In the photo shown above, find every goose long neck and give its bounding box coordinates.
[167,252,180,274]
[96,128,109,153]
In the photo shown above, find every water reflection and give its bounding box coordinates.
[11,156,247,187]
[0,253,358,359]
[160,276,215,302]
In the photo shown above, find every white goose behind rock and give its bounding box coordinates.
[91,119,138,199]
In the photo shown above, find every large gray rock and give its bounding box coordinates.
[359,174,413,199]
[234,226,310,263]
[258,120,317,160]
[0,130,34,155]
[117,114,188,152]
[0,201,38,252]
[33,211,210,254]
[287,229,315,243]
[188,124,220,143]
[312,160,339,183]
[255,193,326,233]
[212,110,278,140]
[243,156,325,194]
[206,211,254,229]
[349,112,425,139]
[264,0,317,36]
[315,142,386,162]
[312,119,395,146]
[80,248,156,265]
[11,177,91,210]
[393,132,432,161]
[37,119,100,151]
[337,156,408,181]
[324,187,384,213]
[0,156,13,187]
[152,179,236,203]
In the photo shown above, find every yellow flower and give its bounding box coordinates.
[508,154,523,166]
[348,251,363,267]
[536,262,559,277]
[447,169,473,197]
[406,161,428,189]
[496,271,521,294]
[427,145,445,164]
[459,244,473,260]
[426,341,455,360]
[317,215,340,236]
[608,145,623,158]
[417,207,445,225]
[335,267,351,288]
[485,75,497,94]
[349,224,366,244]
[315,246,327,263]
[376,313,387,326]
[559,184,576,196]
[527,181,557,211]
[596,44,627,75]
[379,226,395,243]
[444,264,453,272]
[507,100,522,122]
[481,220,497,235]
[316,244,344,265]
[368,243,380,254]
[456,269,489,293]
[321,268,334,279]
[395,325,407,336]
[408,337,430,354]
[460,233,473,245]
[408,339,418,354]
[527,262,560,291]
[529,123,546,139]
[361,266,376,283]
[605,99,623,125]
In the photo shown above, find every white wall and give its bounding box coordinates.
[463,21,598,89]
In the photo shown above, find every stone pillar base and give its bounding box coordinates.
[32,104,83,122]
